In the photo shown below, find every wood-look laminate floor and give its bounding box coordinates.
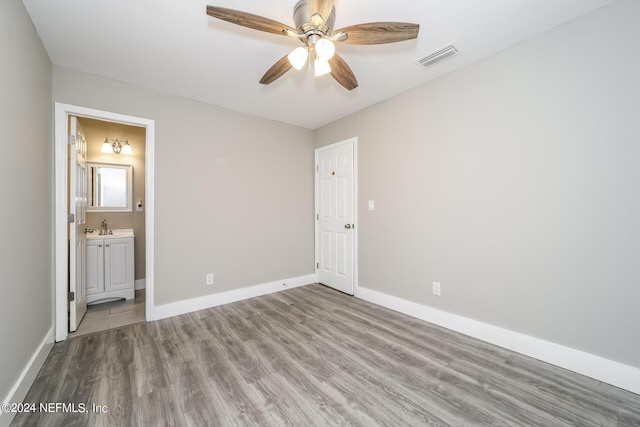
[13,284,640,426]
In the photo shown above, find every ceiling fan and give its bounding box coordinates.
[206,0,419,90]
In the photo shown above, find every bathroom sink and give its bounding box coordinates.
[86,228,134,239]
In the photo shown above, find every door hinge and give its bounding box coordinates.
[316,213,319,220]
[68,135,76,145]
[68,291,75,302]
[316,262,319,269]
[68,213,75,224]
[316,165,319,172]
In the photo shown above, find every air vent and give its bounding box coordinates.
[416,44,458,68]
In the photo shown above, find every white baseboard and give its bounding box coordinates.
[151,274,316,321]
[1,327,54,427]
[135,279,146,290]
[355,286,640,395]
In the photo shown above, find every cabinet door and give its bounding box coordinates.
[86,240,104,295]
[105,238,134,292]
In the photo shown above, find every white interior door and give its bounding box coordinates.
[316,140,355,295]
[69,116,87,332]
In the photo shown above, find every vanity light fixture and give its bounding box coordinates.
[101,138,133,155]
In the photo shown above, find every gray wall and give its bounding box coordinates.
[0,0,52,402]
[53,66,315,305]
[315,0,640,368]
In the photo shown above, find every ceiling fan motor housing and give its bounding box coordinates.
[293,0,336,40]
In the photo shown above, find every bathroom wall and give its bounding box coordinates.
[81,118,146,282]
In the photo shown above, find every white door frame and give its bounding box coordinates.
[314,137,358,294]
[54,103,155,342]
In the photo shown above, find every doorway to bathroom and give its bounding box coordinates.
[70,117,147,337]
[54,103,155,342]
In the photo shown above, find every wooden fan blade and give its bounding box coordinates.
[334,22,419,45]
[260,55,293,85]
[329,54,358,90]
[308,0,335,27]
[206,6,298,37]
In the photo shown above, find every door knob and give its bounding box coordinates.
[344,224,352,229]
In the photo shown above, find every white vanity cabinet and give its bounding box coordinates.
[86,231,135,303]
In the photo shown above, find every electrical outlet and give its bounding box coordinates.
[206,273,214,285]
[432,281,441,296]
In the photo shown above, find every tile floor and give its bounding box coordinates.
[69,289,145,338]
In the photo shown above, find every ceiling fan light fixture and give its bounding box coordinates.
[314,58,331,77]
[288,46,308,70]
[205,2,419,90]
[315,38,335,61]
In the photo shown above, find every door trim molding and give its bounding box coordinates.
[314,137,358,295]
[53,103,155,341]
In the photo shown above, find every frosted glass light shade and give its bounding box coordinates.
[288,47,308,70]
[314,59,331,77]
[121,143,133,155]
[101,141,112,153]
[315,38,335,61]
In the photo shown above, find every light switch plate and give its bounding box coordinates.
[368,200,375,211]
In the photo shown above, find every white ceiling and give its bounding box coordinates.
[22,0,615,129]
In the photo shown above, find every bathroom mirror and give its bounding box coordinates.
[87,163,133,212]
